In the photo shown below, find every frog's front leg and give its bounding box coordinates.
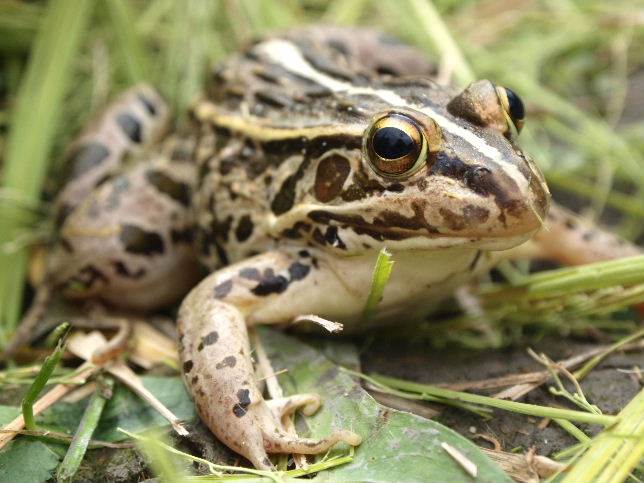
[177,249,362,469]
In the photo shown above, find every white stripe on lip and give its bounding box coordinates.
[255,38,528,191]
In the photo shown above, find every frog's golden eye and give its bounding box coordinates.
[495,86,525,134]
[365,113,428,177]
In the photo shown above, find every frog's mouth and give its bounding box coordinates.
[276,196,545,253]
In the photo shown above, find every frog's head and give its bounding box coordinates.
[277,78,550,254]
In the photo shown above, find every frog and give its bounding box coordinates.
[9,26,641,469]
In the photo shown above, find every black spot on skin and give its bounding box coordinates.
[252,269,289,296]
[214,279,233,299]
[376,65,398,76]
[281,221,311,239]
[183,360,194,373]
[232,388,251,417]
[116,113,142,143]
[303,51,356,82]
[64,142,110,179]
[254,69,281,84]
[270,157,313,215]
[112,260,146,279]
[239,267,261,281]
[430,152,470,179]
[565,218,577,230]
[309,205,437,242]
[324,225,347,249]
[214,243,229,265]
[386,183,405,192]
[94,173,112,187]
[171,227,194,244]
[215,355,237,369]
[145,170,191,206]
[212,215,233,243]
[298,250,310,258]
[288,262,310,281]
[198,331,219,351]
[255,89,293,108]
[235,215,254,242]
[191,375,198,385]
[312,228,326,246]
[271,174,300,215]
[120,224,165,255]
[138,94,157,115]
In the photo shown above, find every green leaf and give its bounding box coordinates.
[0,405,20,425]
[0,439,61,483]
[259,328,511,482]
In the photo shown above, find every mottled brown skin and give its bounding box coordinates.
[18,26,641,469]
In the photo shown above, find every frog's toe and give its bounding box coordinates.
[240,436,274,470]
[266,393,321,420]
[262,428,362,455]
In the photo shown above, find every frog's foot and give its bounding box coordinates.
[266,393,321,420]
[262,428,362,456]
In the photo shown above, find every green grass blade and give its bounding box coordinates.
[403,0,474,86]
[56,377,114,483]
[21,322,69,430]
[0,1,42,54]
[561,386,644,483]
[105,0,149,83]
[362,247,394,320]
[371,373,618,427]
[0,0,94,345]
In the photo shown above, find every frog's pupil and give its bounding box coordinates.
[372,127,414,160]
[504,87,525,122]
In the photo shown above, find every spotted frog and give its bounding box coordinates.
[17,27,640,469]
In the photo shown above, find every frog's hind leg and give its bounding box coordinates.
[4,85,171,357]
[178,250,362,469]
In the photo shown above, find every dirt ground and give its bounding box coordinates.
[363,336,644,456]
[44,333,641,482]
